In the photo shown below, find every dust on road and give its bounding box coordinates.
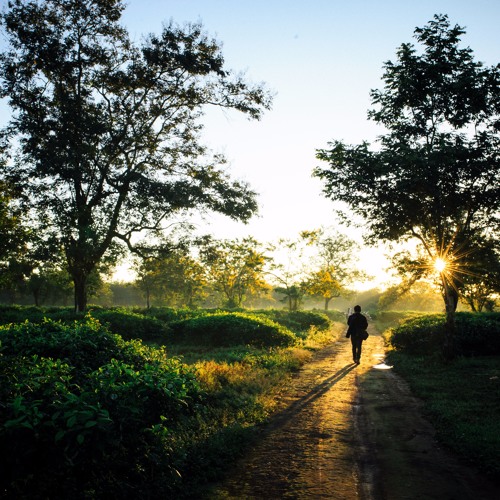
[206,325,498,499]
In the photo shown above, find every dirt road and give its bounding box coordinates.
[207,325,498,499]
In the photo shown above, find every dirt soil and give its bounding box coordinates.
[205,325,499,499]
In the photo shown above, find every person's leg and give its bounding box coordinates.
[356,339,363,363]
[352,338,361,363]
[351,338,357,362]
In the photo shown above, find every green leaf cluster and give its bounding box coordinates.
[169,312,297,348]
[386,312,500,356]
[0,317,200,497]
[255,309,332,336]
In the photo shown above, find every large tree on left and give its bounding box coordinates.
[0,0,271,311]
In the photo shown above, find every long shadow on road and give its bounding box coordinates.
[270,363,357,429]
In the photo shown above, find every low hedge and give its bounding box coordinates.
[168,312,297,348]
[0,305,78,325]
[90,308,169,341]
[0,305,169,341]
[0,317,200,498]
[132,306,206,323]
[254,309,332,335]
[386,312,500,356]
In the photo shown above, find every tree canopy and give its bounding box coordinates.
[314,15,500,348]
[0,0,272,311]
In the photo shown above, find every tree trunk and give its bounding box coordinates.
[442,279,458,360]
[73,272,88,313]
[324,297,331,311]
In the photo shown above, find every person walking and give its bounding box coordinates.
[346,305,368,364]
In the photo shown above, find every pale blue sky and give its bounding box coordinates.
[121,1,500,242]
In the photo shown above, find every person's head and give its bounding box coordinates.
[354,305,361,313]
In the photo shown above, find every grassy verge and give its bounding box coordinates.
[386,351,500,478]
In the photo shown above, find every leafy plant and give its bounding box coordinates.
[386,312,500,356]
[0,317,201,497]
[255,309,331,335]
[169,312,297,348]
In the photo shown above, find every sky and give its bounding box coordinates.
[118,0,500,286]
[2,0,500,287]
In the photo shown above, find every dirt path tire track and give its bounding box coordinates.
[206,326,498,499]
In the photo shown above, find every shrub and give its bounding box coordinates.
[387,314,445,355]
[386,312,500,356]
[0,318,201,498]
[254,309,332,335]
[0,317,131,379]
[169,312,297,348]
[133,306,205,323]
[0,305,79,325]
[90,307,169,341]
[453,312,500,356]
[317,309,346,323]
[0,305,169,341]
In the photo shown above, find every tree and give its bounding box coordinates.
[0,178,30,290]
[302,229,365,310]
[198,236,270,308]
[134,246,207,308]
[314,15,500,357]
[0,0,271,311]
[266,234,313,311]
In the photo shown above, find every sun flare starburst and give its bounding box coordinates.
[434,257,447,273]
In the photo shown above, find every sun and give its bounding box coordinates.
[434,257,447,273]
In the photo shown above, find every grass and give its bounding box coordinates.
[386,351,500,478]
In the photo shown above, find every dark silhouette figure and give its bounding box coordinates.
[346,305,368,364]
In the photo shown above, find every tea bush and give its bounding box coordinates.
[0,305,79,325]
[255,309,331,336]
[90,307,169,341]
[169,312,297,348]
[453,312,500,356]
[387,314,445,355]
[386,312,500,356]
[133,306,206,323]
[0,317,201,498]
[0,305,170,341]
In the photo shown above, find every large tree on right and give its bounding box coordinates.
[314,15,500,357]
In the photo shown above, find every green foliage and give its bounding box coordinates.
[0,307,341,496]
[386,312,500,356]
[169,312,297,348]
[0,304,77,325]
[255,309,331,336]
[0,317,201,498]
[451,312,500,356]
[317,308,346,322]
[134,306,206,323]
[0,304,171,341]
[90,307,169,341]
[386,352,500,478]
